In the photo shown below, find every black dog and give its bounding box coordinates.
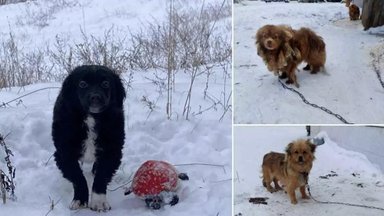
[52,65,125,211]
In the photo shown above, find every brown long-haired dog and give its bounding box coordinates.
[262,139,317,204]
[349,4,360,21]
[256,25,326,87]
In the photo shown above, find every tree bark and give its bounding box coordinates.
[362,0,384,30]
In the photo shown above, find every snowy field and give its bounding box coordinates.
[0,0,232,215]
[234,126,384,216]
[234,1,384,124]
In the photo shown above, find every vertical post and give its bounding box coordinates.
[362,0,384,30]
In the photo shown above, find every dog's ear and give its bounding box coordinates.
[255,25,268,44]
[59,71,80,107]
[285,142,294,155]
[306,140,317,153]
[112,73,126,108]
[255,31,261,44]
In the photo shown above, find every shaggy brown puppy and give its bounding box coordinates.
[256,25,326,87]
[349,4,360,21]
[262,139,316,204]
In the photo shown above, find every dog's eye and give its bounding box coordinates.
[79,81,88,88]
[303,151,307,154]
[101,81,110,89]
[294,151,299,154]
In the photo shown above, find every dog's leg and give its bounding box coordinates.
[286,64,300,88]
[300,185,310,199]
[273,178,283,191]
[54,153,89,209]
[278,71,288,79]
[90,153,122,211]
[262,172,277,193]
[310,65,321,74]
[286,183,298,204]
[303,64,311,71]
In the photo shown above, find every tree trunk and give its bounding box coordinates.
[362,0,384,30]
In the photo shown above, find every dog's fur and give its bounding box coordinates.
[256,25,326,87]
[349,4,360,21]
[345,0,351,7]
[52,65,126,211]
[262,139,316,204]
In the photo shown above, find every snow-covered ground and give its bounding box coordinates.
[234,1,384,124]
[0,0,231,215]
[234,126,384,216]
[311,126,384,172]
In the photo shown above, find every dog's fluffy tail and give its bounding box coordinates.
[300,27,325,52]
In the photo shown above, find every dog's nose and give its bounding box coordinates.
[298,156,304,162]
[267,40,272,45]
[90,94,101,103]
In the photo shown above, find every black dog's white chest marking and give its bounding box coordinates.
[81,115,97,162]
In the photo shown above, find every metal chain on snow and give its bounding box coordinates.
[371,52,384,89]
[307,183,384,212]
[278,79,352,124]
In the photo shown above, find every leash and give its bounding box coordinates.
[306,183,384,211]
[278,79,352,124]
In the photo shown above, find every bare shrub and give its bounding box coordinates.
[49,34,74,79]
[0,133,16,203]
[50,27,132,74]
[129,1,231,70]
[49,27,134,88]
[16,0,79,28]
[129,0,232,120]
[0,31,52,89]
[0,0,28,6]
[74,27,131,75]
[1,0,231,121]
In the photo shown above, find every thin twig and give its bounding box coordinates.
[45,197,62,216]
[45,154,54,166]
[0,87,60,108]
[210,178,232,184]
[107,180,132,192]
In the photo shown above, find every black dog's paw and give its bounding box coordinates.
[71,186,89,210]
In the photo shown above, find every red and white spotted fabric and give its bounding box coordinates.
[131,160,179,197]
